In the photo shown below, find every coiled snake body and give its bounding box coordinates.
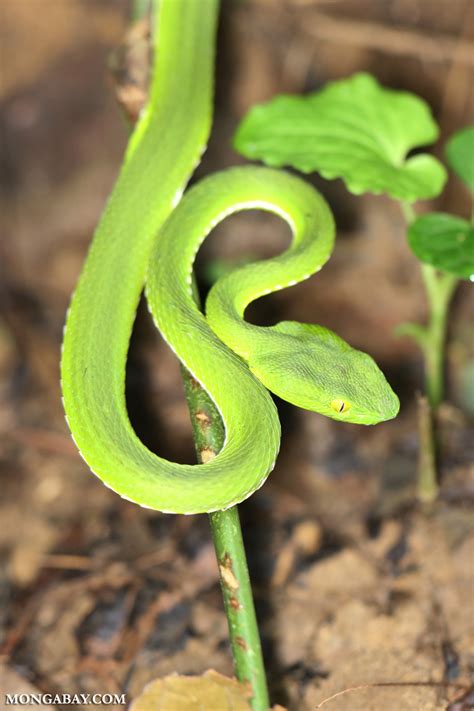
[61,0,398,515]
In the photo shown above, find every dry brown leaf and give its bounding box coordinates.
[130,672,288,711]
[130,670,252,711]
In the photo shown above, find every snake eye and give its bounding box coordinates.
[331,399,351,414]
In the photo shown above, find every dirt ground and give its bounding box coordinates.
[0,1,473,709]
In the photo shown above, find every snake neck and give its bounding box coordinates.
[205,256,312,363]
[199,172,336,363]
[148,166,335,376]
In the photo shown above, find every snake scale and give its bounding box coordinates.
[61,0,399,515]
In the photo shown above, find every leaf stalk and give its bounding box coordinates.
[182,363,270,711]
[125,1,270,706]
[400,203,458,502]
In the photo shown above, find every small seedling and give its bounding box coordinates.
[234,73,473,503]
[401,125,473,500]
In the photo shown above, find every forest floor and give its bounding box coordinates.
[1,1,473,709]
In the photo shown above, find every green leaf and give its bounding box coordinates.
[445,125,474,191]
[408,213,474,280]
[234,73,447,201]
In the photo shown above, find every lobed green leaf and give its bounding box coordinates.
[408,212,474,280]
[445,125,474,192]
[234,73,447,201]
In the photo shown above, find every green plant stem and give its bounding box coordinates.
[416,393,438,504]
[401,202,458,409]
[419,264,458,409]
[210,508,270,711]
[123,5,270,705]
[400,202,458,503]
[417,265,457,503]
[182,327,270,711]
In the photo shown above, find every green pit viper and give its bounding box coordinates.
[61,0,399,515]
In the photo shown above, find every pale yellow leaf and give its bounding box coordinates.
[130,670,252,711]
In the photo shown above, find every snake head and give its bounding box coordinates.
[248,321,399,425]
